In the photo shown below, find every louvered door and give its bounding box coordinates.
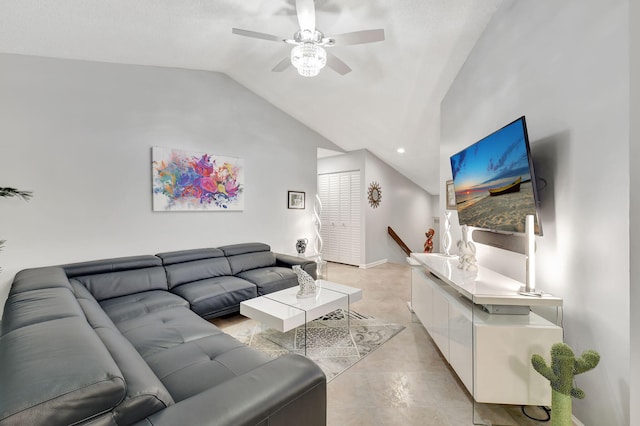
[318,171,361,266]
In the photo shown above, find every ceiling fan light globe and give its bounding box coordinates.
[291,43,327,77]
[294,29,324,43]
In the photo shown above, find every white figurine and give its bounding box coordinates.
[457,225,478,272]
[293,265,317,298]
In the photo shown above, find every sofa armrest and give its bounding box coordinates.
[275,253,318,279]
[135,354,326,426]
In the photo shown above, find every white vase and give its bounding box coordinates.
[296,238,308,255]
[442,210,452,256]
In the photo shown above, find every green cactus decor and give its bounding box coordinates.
[531,342,600,426]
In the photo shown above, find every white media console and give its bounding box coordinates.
[409,253,563,406]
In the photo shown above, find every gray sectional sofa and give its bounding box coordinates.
[0,243,326,426]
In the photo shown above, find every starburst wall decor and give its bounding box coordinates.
[367,181,382,208]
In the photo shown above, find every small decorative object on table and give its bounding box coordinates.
[295,238,308,255]
[531,343,600,426]
[457,225,477,271]
[292,265,317,299]
[423,228,435,253]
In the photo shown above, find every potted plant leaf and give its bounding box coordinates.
[1,187,33,272]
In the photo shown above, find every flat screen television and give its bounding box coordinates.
[449,116,542,235]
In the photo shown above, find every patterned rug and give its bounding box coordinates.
[224,309,405,382]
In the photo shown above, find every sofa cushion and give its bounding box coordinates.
[99,290,189,324]
[1,288,84,334]
[163,257,233,290]
[72,281,119,330]
[226,251,277,275]
[95,327,174,424]
[136,354,327,426]
[109,306,273,402]
[236,267,299,295]
[170,276,257,318]
[113,307,222,357]
[221,242,277,277]
[146,333,273,403]
[64,256,167,302]
[69,267,168,302]
[156,248,225,265]
[218,242,271,257]
[64,255,162,277]
[0,317,126,425]
[276,253,318,279]
[7,266,73,296]
[72,284,176,424]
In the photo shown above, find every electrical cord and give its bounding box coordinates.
[521,405,551,422]
[519,295,559,423]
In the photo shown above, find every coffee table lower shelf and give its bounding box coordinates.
[240,280,363,355]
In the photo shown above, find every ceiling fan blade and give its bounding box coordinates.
[329,29,385,45]
[295,0,316,32]
[326,52,351,75]
[232,28,284,43]
[272,57,292,72]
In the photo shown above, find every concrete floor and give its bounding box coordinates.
[215,261,552,426]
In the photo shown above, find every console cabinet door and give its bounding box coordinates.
[411,268,433,330]
[448,300,472,394]
[431,289,449,361]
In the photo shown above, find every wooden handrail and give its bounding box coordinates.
[388,226,411,256]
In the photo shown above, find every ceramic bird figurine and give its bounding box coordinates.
[457,225,478,271]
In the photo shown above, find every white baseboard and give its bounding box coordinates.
[359,259,387,269]
[572,414,585,426]
[406,301,414,312]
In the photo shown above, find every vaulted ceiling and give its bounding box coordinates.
[0,0,502,194]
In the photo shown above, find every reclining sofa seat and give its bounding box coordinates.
[0,243,325,426]
[219,242,302,296]
[157,247,257,319]
[156,243,316,319]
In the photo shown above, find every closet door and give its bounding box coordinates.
[318,171,361,266]
[339,171,361,265]
[318,173,338,262]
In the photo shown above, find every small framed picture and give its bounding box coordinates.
[446,180,456,210]
[288,191,305,209]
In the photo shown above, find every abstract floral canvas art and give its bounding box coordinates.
[152,147,244,211]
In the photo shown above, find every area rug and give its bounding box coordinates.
[224,309,405,382]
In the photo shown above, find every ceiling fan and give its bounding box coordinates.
[231,0,385,77]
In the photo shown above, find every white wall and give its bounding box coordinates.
[363,151,436,265]
[0,53,341,316]
[630,0,639,424]
[318,150,435,266]
[440,1,629,424]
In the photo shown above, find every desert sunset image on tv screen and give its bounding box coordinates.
[450,117,540,234]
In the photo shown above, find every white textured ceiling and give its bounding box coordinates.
[0,0,502,194]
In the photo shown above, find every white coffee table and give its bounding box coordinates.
[240,280,363,354]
